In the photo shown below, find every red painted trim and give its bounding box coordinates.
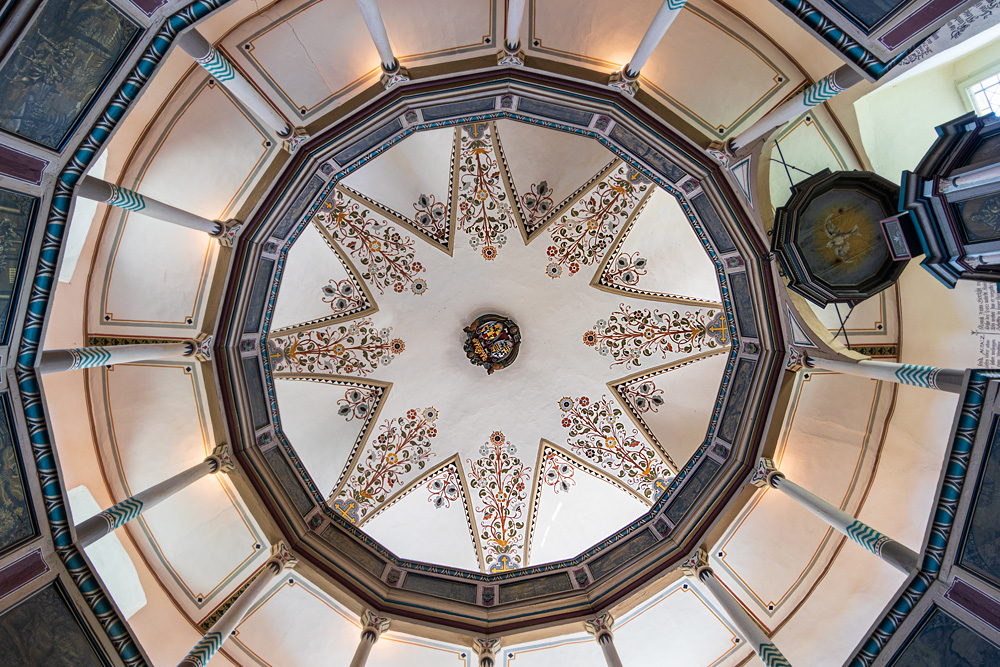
[0,549,49,602]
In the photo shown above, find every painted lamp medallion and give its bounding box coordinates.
[464,314,521,374]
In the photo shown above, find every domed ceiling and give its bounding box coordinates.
[262,120,729,573]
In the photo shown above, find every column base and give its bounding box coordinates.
[214,219,242,247]
[608,68,638,96]
[283,127,311,153]
[380,63,410,90]
[497,46,525,67]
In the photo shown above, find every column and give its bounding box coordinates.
[609,0,686,94]
[473,638,501,667]
[499,0,527,65]
[76,444,234,548]
[177,29,291,137]
[584,613,624,667]
[681,549,791,667]
[751,458,920,574]
[356,0,410,88]
[77,176,224,236]
[39,340,201,374]
[729,65,864,152]
[178,542,297,667]
[349,610,391,667]
[938,162,1000,194]
[806,354,964,394]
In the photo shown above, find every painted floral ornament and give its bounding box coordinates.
[463,314,521,374]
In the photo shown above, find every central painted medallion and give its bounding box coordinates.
[463,314,521,374]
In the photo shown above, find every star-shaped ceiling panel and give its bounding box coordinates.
[266,120,728,573]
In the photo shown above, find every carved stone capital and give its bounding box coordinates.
[750,457,780,488]
[706,141,733,167]
[380,63,410,90]
[786,345,805,371]
[584,612,614,642]
[283,127,311,153]
[361,609,391,641]
[608,68,638,96]
[497,46,525,67]
[679,547,710,579]
[186,333,213,362]
[208,442,236,474]
[268,541,298,572]
[473,638,500,666]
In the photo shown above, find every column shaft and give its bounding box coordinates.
[598,636,625,667]
[505,0,527,50]
[76,458,215,547]
[772,475,920,574]
[177,30,291,137]
[39,342,192,374]
[349,635,375,667]
[730,65,863,152]
[699,569,790,667]
[178,544,295,667]
[625,0,686,77]
[77,176,222,235]
[356,0,397,69]
[939,162,1000,194]
[806,355,964,393]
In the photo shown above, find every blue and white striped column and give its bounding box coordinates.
[751,458,920,574]
[729,64,864,152]
[77,176,224,235]
[39,341,196,374]
[178,542,297,667]
[76,444,235,548]
[610,0,686,94]
[177,29,291,138]
[806,355,964,394]
[681,549,792,667]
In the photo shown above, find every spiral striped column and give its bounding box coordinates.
[681,549,792,667]
[177,29,291,137]
[39,341,195,374]
[178,543,297,667]
[76,175,223,235]
[729,64,864,152]
[76,444,235,547]
[751,458,921,575]
[806,355,964,394]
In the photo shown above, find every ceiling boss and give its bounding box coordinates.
[463,314,521,374]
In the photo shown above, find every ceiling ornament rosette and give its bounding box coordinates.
[219,72,784,634]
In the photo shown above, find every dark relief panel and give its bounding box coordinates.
[319,524,385,577]
[262,446,314,517]
[953,194,1000,244]
[400,572,478,604]
[828,0,908,32]
[718,358,756,444]
[0,583,109,667]
[888,605,1000,666]
[958,419,1000,590]
[664,457,721,525]
[588,529,658,579]
[498,573,573,604]
[0,394,35,554]
[0,188,36,343]
[0,0,139,150]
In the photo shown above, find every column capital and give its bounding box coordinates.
[750,458,782,488]
[608,68,639,96]
[208,443,236,474]
[267,541,298,572]
[473,638,500,664]
[583,612,614,642]
[361,610,391,640]
[185,333,213,361]
[214,220,243,247]
[680,547,711,579]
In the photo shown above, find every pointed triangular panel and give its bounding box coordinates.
[270,222,373,333]
[787,305,817,347]
[527,446,648,566]
[542,162,653,279]
[273,377,386,497]
[594,187,723,306]
[363,459,480,572]
[267,317,406,377]
[611,350,730,471]
[730,156,753,206]
[340,127,456,250]
[493,119,618,238]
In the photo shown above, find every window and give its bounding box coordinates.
[968,72,1000,117]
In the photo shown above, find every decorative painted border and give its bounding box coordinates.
[13,1,236,665]
[849,370,999,665]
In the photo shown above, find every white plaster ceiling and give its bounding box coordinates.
[267,120,728,572]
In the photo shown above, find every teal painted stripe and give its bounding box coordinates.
[759,642,792,667]
[894,364,937,388]
[103,496,144,531]
[69,346,112,370]
[667,0,686,8]
[107,184,146,212]
[846,519,888,556]
[802,73,842,106]
[182,630,224,667]
[199,49,236,83]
